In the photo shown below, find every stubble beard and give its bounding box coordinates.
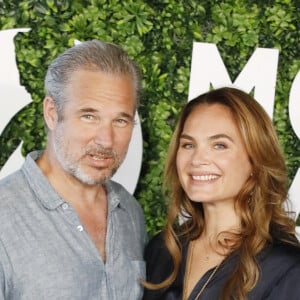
[53,125,122,186]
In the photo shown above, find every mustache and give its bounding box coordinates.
[85,146,118,159]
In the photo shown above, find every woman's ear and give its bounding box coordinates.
[43,96,58,130]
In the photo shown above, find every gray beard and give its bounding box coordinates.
[52,126,121,186]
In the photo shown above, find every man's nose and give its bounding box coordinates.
[93,123,114,148]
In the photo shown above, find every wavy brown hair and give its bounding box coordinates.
[145,87,299,299]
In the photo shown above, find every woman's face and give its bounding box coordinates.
[176,103,252,206]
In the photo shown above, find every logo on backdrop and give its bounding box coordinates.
[0,28,143,194]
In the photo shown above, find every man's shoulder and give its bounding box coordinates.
[0,151,36,194]
[108,179,132,195]
[0,169,26,200]
[108,180,147,244]
[0,170,29,231]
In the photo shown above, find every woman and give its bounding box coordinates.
[143,87,300,300]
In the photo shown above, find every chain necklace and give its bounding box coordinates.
[193,263,221,300]
[183,240,221,300]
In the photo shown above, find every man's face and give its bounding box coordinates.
[51,69,136,185]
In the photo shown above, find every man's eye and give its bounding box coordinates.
[81,114,95,121]
[114,119,129,127]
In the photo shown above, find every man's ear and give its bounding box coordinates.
[43,96,58,130]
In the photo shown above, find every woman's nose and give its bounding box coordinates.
[191,148,210,166]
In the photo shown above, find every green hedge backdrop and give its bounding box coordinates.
[0,0,300,237]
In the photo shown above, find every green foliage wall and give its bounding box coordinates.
[1,0,300,237]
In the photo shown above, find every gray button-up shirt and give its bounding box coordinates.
[0,151,147,299]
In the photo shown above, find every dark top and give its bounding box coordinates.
[143,232,300,300]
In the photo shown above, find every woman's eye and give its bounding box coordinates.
[214,143,227,150]
[181,143,194,149]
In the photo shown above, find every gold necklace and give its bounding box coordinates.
[183,240,221,300]
[194,263,221,300]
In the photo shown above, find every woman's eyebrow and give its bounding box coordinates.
[179,133,194,141]
[208,133,234,143]
[180,133,235,144]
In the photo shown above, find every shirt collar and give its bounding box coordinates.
[22,151,64,210]
[22,151,124,211]
[105,180,124,211]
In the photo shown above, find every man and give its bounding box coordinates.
[0,40,147,299]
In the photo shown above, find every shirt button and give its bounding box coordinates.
[62,203,68,210]
[77,225,83,232]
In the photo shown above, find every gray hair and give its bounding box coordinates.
[44,40,141,115]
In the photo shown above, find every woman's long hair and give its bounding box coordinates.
[146,87,298,299]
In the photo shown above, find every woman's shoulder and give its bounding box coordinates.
[146,231,165,247]
[144,231,174,283]
[144,231,169,261]
[258,243,300,281]
[252,243,300,299]
[264,242,300,263]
